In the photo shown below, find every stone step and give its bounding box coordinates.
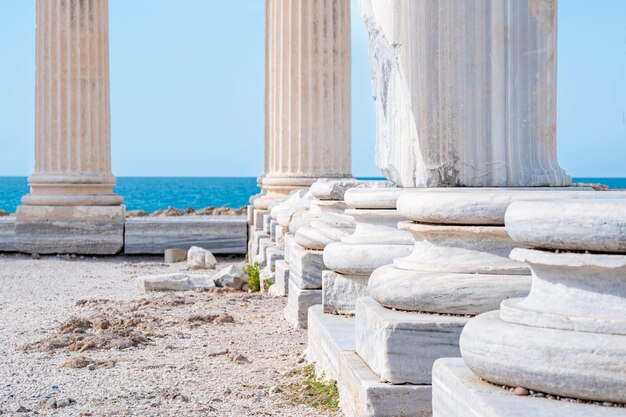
[432,358,625,417]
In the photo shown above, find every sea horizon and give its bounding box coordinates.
[0,176,624,213]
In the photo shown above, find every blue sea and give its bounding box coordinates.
[0,176,624,213]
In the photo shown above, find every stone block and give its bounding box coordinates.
[322,271,369,315]
[284,279,322,329]
[338,351,432,417]
[0,217,16,252]
[356,297,468,385]
[16,205,124,255]
[432,358,624,417]
[253,208,267,230]
[265,246,283,272]
[270,260,290,297]
[285,236,325,289]
[306,305,355,381]
[125,216,246,255]
[164,248,187,263]
[257,237,274,264]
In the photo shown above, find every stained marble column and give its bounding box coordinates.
[362,0,570,187]
[16,0,124,255]
[253,0,352,210]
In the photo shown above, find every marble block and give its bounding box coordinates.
[257,237,274,264]
[265,246,283,273]
[253,208,267,231]
[247,228,268,260]
[124,216,247,255]
[432,359,625,417]
[16,205,124,255]
[284,279,322,329]
[285,236,325,289]
[310,178,361,200]
[270,260,290,297]
[338,352,432,417]
[0,217,16,252]
[356,297,468,385]
[306,305,356,381]
[322,271,369,315]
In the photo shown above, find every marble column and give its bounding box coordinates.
[362,0,570,187]
[16,0,124,255]
[252,0,352,210]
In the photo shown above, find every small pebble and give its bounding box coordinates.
[87,363,96,371]
[513,387,530,396]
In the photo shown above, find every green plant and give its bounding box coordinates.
[281,364,339,412]
[243,261,261,292]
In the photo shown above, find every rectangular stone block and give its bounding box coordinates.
[265,246,283,272]
[270,260,290,297]
[246,204,253,225]
[263,213,272,234]
[253,208,267,230]
[248,228,269,259]
[16,206,124,255]
[0,217,16,252]
[284,279,322,329]
[338,351,432,417]
[124,216,247,255]
[356,297,468,385]
[323,271,369,315]
[306,305,355,381]
[285,235,325,289]
[432,358,624,417]
[257,237,274,264]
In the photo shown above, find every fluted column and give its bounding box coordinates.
[23,0,122,206]
[362,0,571,187]
[16,0,123,255]
[254,0,352,209]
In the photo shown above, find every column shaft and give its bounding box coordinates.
[24,0,121,206]
[257,0,352,208]
[362,0,570,187]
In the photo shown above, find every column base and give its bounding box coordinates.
[322,271,369,315]
[338,351,433,417]
[306,304,356,381]
[285,236,325,288]
[15,205,124,255]
[432,358,624,417]
[269,259,290,297]
[284,279,321,329]
[356,297,468,385]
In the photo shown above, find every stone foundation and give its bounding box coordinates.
[283,280,321,328]
[432,359,624,417]
[322,271,369,315]
[16,206,124,255]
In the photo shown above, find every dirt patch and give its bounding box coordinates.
[62,356,116,369]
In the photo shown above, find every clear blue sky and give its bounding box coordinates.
[0,0,624,178]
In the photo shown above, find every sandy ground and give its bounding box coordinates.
[0,253,342,417]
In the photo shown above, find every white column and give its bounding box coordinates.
[362,0,570,187]
[16,0,123,255]
[254,0,352,209]
[23,0,121,206]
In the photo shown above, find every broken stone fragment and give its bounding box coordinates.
[213,265,245,290]
[187,246,217,270]
[135,273,215,292]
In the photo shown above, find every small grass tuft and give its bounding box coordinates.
[243,261,261,292]
[281,364,340,412]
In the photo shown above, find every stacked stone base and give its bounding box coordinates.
[284,280,322,328]
[432,359,624,417]
[306,304,432,417]
[15,206,124,255]
[322,271,369,315]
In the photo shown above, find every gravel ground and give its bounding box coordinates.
[0,253,342,417]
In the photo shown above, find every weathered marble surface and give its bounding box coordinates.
[125,216,247,255]
[0,217,16,252]
[322,271,369,315]
[338,352,432,417]
[369,264,530,315]
[270,259,290,297]
[310,178,361,201]
[284,235,325,289]
[432,359,625,417]
[343,186,402,209]
[283,280,321,329]
[461,311,626,404]
[506,197,626,252]
[254,0,351,209]
[16,206,124,255]
[306,305,356,381]
[396,188,597,226]
[361,0,570,187]
[355,297,467,385]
